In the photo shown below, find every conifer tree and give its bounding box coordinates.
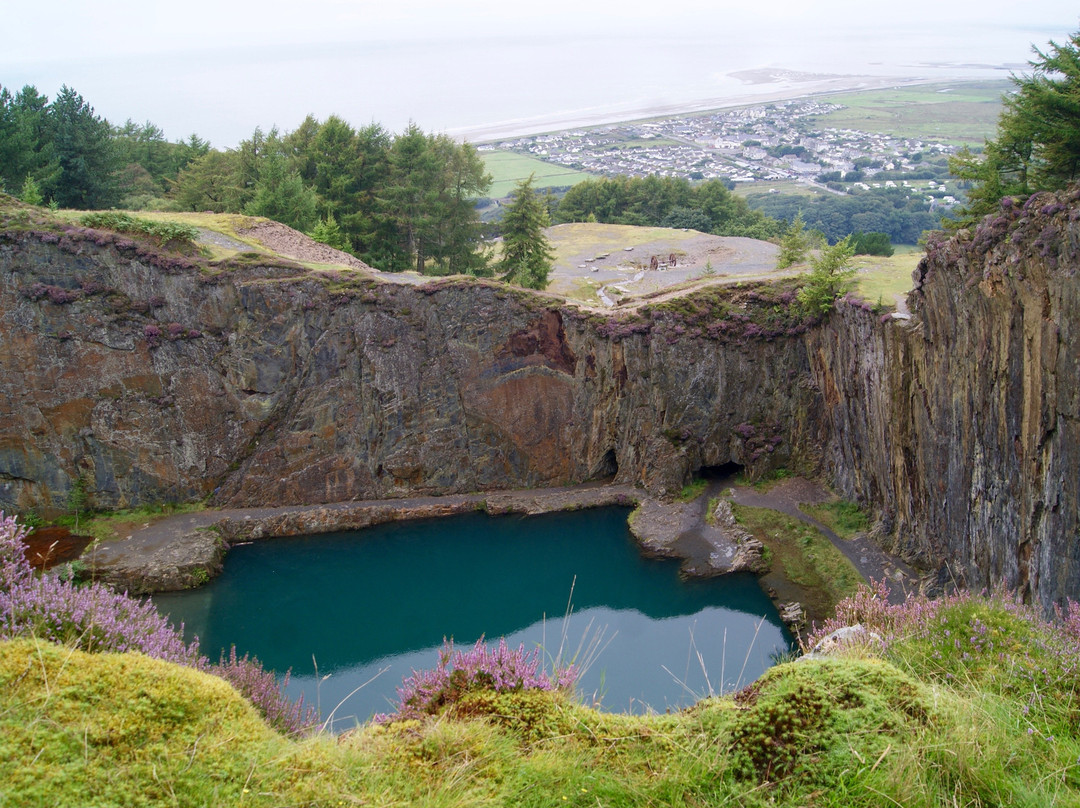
[244,152,318,232]
[776,212,808,268]
[950,28,1080,224]
[797,236,856,315]
[308,211,349,251]
[499,176,554,290]
[19,174,43,206]
[46,85,119,209]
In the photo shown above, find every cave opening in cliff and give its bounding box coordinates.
[600,448,618,480]
[697,462,744,482]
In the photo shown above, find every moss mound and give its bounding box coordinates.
[6,591,1080,806]
[0,639,280,806]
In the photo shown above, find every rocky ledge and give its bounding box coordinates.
[89,485,647,594]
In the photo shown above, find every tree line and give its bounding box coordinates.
[744,187,939,245]
[11,26,1078,285]
[0,83,494,276]
[0,84,209,210]
[177,118,493,274]
[550,175,782,240]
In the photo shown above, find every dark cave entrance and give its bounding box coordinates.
[697,462,744,483]
[599,448,619,480]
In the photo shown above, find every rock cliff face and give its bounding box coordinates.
[1,188,1078,609]
[0,231,818,514]
[809,189,1080,613]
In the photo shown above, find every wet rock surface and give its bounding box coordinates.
[21,526,93,570]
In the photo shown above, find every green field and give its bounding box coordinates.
[851,246,923,306]
[732,181,825,199]
[481,150,596,198]
[812,81,1010,145]
[612,137,683,150]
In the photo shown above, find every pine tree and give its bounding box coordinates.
[244,152,319,232]
[797,236,856,315]
[308,211,349,251]
[950,28,1080,224]
[45,85,119,209]
[499,176,554,290]
[19,174,43,206]
[776,212,808,268]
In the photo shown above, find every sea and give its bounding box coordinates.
[2,19,1071,148]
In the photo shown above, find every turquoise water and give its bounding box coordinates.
[153,507,791,729]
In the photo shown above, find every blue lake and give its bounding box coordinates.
[153,507,791,729]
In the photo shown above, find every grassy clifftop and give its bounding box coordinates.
[5,589,1080,807]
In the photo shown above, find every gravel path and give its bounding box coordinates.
[195,227,252,252]
[85,474,915,612]
[728,478,917,604]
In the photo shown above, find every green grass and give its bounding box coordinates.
[563,278,603,305]
[56,502,207,543]
[850,248,923,306]
[812,80,1009,145]
[705,496,721,525]
[8,579,1080,808]
[10,589,1080,807]
[735,466,793,492]
[802,500,871,539]
[732,503,863,617]
[676,478,708,502]
[481,150,597,198]
[732,181,823,198]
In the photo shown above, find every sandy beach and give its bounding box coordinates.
[451,71,937,144]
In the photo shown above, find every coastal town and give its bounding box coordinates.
[481,96,961,205]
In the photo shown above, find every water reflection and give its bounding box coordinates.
[154,508,791,728]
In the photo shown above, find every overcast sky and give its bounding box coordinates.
[6,1,1076,54]
[4,1,1077,146]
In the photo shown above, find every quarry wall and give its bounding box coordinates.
[1,187,1077,609]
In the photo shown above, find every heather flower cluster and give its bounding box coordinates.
[211,646,315,735]
[22,282,82,305]
[0,513,315,735]
[807,580,1080,696]
[376,637,578,723]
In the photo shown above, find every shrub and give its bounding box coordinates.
[78,211,198,250]
[376,637,578,723]
[731,678,830,779]
[849,230,894,256]
[807,582,1080,703]
[22,282,81,305]
[209,646,316,735]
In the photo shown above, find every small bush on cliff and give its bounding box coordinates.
[376,637,578,723]
[79,211,199,250]
[797,236,856,316]
[775,212,808,268]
